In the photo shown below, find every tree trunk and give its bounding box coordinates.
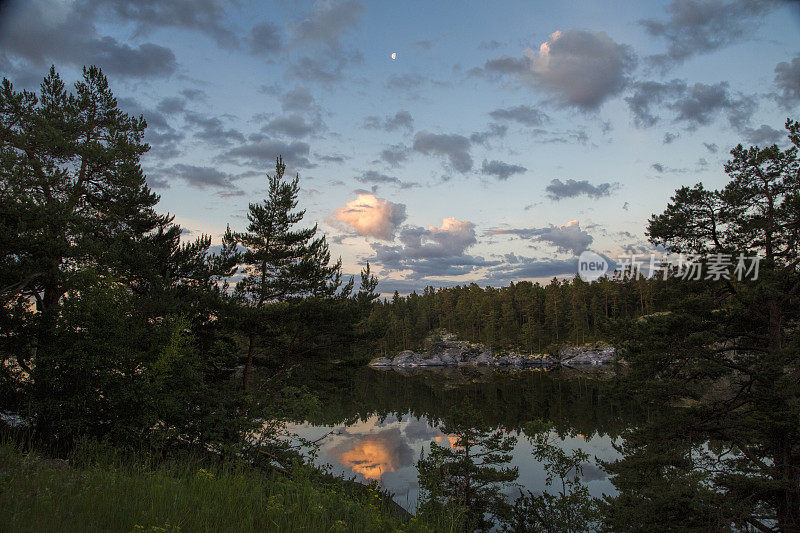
[243,331,255,391]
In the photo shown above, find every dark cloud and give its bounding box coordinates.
[741,124,784,146]
[379,144,410,167]
[156,97,186,115]
[625,79,686,127]
[118,97,184,161]
[663,132,679,144]
[363,110,414,132]
[703,142,719,153]
[626,79,756,130]
[773,55,800,108]
[291,0,364,50]
[356,171,418,189]
[246,22,282,55]
[489,105,549,126]
[184,112,246,147]
[264,113,318,138]
[641,0,778,71]
[652,163,665,173]
[217,134,311,168]
[412,131,472,173]
[487,220,593,255]
[166,163,238,190]
[287,54,358,84]
[480,257,578,285]
[89,0,237,49]
[469,124,507,145]
[476,30,635,111]
[480,159,527,180]
[0,1,184,78]
[385,73,428,91]
[369,218,496,279]
[280,86,316,112]
[545,179,617,200]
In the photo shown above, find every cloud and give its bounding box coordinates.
[479,40,503,50]
[663,132,679,144]
[118,97,184,161]
[379,144,410,167]
[703,142,719,153]
[369,218,492,279]
[286,53,361,84]
[184,112,246,147]
[487,220,593,255]
[165,163,238,190]
[88,0,238,49]
[652,163,665,173]
[469,124,508,145]
[217,134,311,168]
[545,179,617,200]
[264,113,318,138]
[480,257,579,285]
[489,105,549,126]
[773,55,800,108]
[641,0,778,71]
[156,97,186,115]
[625,79,686,127]
[356,171,418,189]
[412,131,472,173]
[363,110,414,132]
[626,79,756,130]
[0,1,177,78]
[477,29,635,110]
[280,86,316,112]
[333,193,407,240]
[329,427,413,481]
[246,22,282,55]
[291,0,364,50]
[740,124,784,146]
[480,159,527,180]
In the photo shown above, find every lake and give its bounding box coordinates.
[287,364,644,511]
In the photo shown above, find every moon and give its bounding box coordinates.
[391,52,397,60]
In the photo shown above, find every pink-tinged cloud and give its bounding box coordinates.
[333,193,407,240]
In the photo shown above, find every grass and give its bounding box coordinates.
[0,440,447,532]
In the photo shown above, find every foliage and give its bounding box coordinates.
[603,119,800,531]
[417,403,519,531]
[366,275,672,356]
[510,420,600,532]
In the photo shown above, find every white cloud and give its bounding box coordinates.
[333,193,407,240]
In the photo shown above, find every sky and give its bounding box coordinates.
[1,0,799,294]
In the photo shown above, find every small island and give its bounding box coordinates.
[369,331,616,367]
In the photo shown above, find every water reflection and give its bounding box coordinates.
[287,365,641,509]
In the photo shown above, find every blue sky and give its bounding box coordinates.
[2,0,798,293]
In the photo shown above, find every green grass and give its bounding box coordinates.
[0,441,445,532]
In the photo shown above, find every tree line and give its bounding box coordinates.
[366,275,671,355]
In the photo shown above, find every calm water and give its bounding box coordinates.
[288,364,642,510]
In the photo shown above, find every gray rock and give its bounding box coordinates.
[558,343,616,365]
[371,331,608,368]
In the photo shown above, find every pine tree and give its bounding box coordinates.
[232,156,341,390]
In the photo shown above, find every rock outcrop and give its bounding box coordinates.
[369,332,616,368]
[369,331,558,368]
[557,342,616,366]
